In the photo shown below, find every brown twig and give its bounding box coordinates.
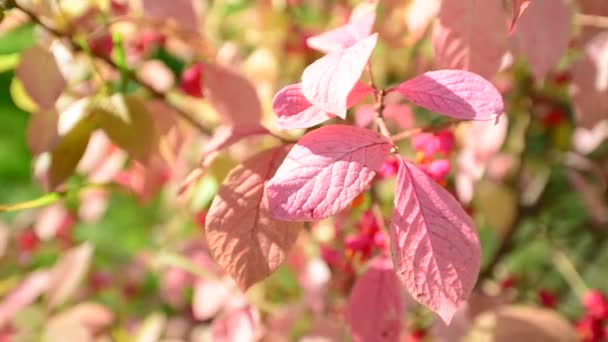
[11,1,212,135]
[576,13,608,29]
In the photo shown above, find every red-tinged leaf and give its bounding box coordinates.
[142,0,199,31]
[48,115,96,190]
[396,70,504,121]
[94,94,158,163]
[433,0,508,79]
[571,32,608,129]
[204,63,262,125]
[346,256,404,342]
[406,0,441,45]
[201,125,270,161]
[267,125,391,221]
[16,44,67,110]
[212,306,261,342]
[301,34,378,118]
[307,11,375,53]
[205,146,303,290]
[513,0,572,80]
[273,82,373,130]
[46,243,94,308]
[391,158,481,324]
[509,0,532,33]
[0,271,50,327]
[27,109,60,155]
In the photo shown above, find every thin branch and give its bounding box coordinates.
[391,119,463,142]
[12,1,212,135]
[576,13,608,29]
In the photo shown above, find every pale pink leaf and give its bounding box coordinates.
[509,0,532,33]
[46,243,94,308]
[346,256,403,342]
[273,82,373,130]
[205,146,303,290]
[406,0,441,45]
[136,60,175,93]
[16,44,67,110]
[192,278,234,321]
[391,158,481,324]
[307,11,375,53]
[204,63,262,125]
[0,271,50,327]
[301,34,377,118]
[142,0,199,31]
[571,32,608,129]
[433,0,508,79]
[573,122,608,155]
[514,0,572,80]
[267,125,391,221]
[201,125,270,161]
[212,306,260,342]
[396,70,504,121]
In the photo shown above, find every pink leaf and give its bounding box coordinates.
[571,32,608,129]
[346,256,404,342]
[355,104,414,129]
[16,44,67,110]
[273,82,373,130]
[396,70,504,121]
[509,0,532,33]
[391,158,481,324]
[0,271,50,327]
[201,125,270,161]
[193,278,234,321]
[204,63,262,125]
[433,0,508,79]
[306,11,375,53]
[205,146,303,290]
[46,243,94,308]
[212,306,260,342]
[142,0,199,31]
[27,109,60,155]
[406,0,441,45]
[267,125,391,221]
[301,34,377,118]
[513,0,572,80]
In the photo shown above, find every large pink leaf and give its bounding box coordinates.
[396,70,504,121]
[433,0,508,78]
[433,0,508,79]
[204,63,262,125]
[16,44,67,110]
[391,158,481,324]
[306,11,375,53]
[509,0,532,33]
[205,146,303,290]
[272,82,373,130]
[267,125,391,221]
[571,32,608,129]
[514,0,572,79]
[301,34,377,118]
[346,256,404,342]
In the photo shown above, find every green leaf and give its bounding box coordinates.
[93,94,158,163]
[49,115,96,190]
[0,24,35,55]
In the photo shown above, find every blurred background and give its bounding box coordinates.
[0,0,606,341]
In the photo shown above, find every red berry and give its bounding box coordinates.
[538,289,558,308]
[88,33,114,57]
[18,230,39,252]
[180,63,204,98]
[583,290,608,320]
